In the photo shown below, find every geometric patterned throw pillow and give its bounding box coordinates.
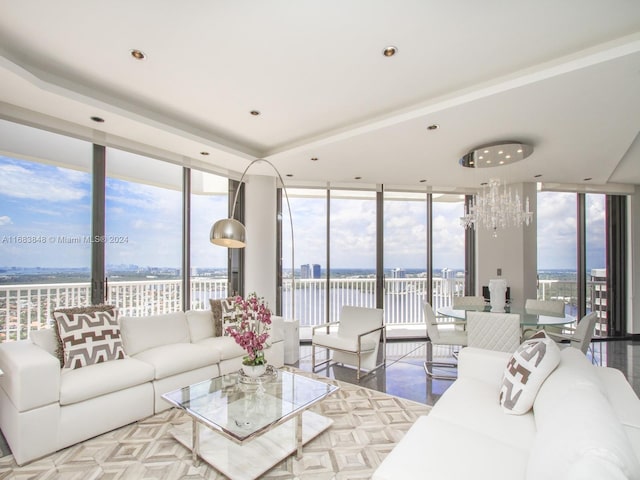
[53,305,126,370]
[209,297,237,337]
[499,330,561,415]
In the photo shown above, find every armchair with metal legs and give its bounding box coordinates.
[311,306,386,381]
[423,302,468,380]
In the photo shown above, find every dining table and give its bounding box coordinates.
[438,305,576,328]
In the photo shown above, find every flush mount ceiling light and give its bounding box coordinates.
[382,45,398,57]
[460,141,533,168]
[129,49,146,60]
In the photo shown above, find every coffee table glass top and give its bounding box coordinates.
[162,369,338,443]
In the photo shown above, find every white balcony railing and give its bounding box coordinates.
[0,277,606,342]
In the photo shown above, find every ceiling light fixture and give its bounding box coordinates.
[310,157,318,162]
[200,151,210,156]
[250,110,261,116]
[382,46,398,57]
[90,116,104,123]
[460,178,534,237]
[130,49,146,60]
[460,141,533,169]
[427,124,439,131]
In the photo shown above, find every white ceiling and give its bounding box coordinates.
[1,0,639,191]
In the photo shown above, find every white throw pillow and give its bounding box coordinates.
[499,331,560,415]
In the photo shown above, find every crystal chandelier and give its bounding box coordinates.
[460,178,533,237]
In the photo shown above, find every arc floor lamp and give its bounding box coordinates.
[210,158,295,320]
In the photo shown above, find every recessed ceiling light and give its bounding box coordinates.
[427,124,439,131]
[534,174,542,178]
[480,182,488,186]
[354,176,362,180]
[382,46,398,57]
[419,179,427,183]
[200,151,210,156]
[90,116,105,123]
[584,177,592,181]
[286,174,293,177]
[310,157,318,162]
[130,49,146,60]
[250,110,261,116]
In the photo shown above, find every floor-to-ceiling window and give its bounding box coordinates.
[190,170,229,308]
[537,190,617,337]
[105,148,182,316]
[586,194,607,334]
[0,120,92,339]
[329,189,377,320]
[383,191,427,331]
[281,188,327,334]
[432,194,466,309]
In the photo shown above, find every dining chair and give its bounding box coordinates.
[466,311,521,353]
[452,295,487,309]
[311,305,385,381]
[522,298,567,339]
[423,302,468,380]
[546,311,598,355]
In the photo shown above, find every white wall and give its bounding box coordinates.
[476,182,538,308]
[244,174,277,310]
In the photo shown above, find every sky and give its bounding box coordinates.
[0,155,606,272]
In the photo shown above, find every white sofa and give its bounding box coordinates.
[374,347,640,480]
[0,310,284,466]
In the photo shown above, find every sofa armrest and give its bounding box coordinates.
[457,347,511,388]
[0,340,60,411]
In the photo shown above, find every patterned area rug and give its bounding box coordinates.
[0,368,430,479]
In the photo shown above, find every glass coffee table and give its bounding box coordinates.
[162,367,339,480]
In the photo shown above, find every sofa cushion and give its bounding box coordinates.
[527,384,640,480]
[499,331,560,415]
[59,357,154,405]
[373,415,529,480]
[133,343,220,379]
[186,310,215,343]
[430,377,536,449]
[120,312,189,356]
[53,306,126,370]
[196,335,246,361]
[533,347,606,428]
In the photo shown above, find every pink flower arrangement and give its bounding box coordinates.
[225,292,272,366]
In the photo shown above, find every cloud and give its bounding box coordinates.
[0,215,12,226]
[0,161,88,202]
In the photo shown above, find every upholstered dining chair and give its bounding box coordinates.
[522,298,567,339]
[452,295,487,309]
[466,311,521,353]
[524,298,566,315]
[311,305,385,381]
[423,302,468,380]
[546,311,598,355]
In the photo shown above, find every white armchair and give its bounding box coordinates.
[311,306,385,380]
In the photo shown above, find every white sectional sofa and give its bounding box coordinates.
[0,310,284,466]
[374,347,640,480]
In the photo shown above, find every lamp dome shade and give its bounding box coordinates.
[210,218,246,248]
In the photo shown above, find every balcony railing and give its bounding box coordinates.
[0,277,606,342]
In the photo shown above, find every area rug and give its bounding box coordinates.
[0,368,430,479]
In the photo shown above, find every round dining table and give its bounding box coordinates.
[438,305,576,327]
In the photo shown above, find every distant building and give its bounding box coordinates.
[301,264,321,279]
[591,268,607,335]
